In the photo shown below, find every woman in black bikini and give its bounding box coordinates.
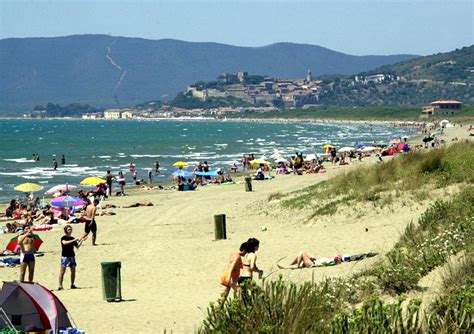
[239,238,263,285]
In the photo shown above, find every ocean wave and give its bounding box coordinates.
[4,158,35,163]
[129,154,161,158]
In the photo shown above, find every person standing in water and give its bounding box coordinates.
[154,160,160,174]
[61,154,66,165]
[52,158,58,170]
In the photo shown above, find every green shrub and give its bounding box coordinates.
[368,186,474,294]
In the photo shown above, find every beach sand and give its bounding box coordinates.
[0,124,470,333]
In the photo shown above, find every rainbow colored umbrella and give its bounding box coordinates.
[50,196,86,208]
[7,233,43,253]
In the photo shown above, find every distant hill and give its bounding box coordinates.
[0,35,417,113]
[318,45,474,106]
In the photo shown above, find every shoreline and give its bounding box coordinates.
[0,115,430,129]
[0,125,471,332]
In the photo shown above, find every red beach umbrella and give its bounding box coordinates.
[6,233,43,253]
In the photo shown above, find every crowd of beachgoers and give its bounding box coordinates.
[0,119,472,332]
[1,120,463,239]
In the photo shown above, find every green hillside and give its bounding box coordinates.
[318,46,473,106]
[363,45,474,83]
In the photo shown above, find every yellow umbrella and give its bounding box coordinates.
[172,161,189,168]
[322,144,335,154]
[249,159,270,167]
[80,177,106,185]
[14,183,44,193]
[322,144,335,149]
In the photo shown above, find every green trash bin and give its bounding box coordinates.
[101,261,122,302]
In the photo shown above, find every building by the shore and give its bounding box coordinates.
[103,109,122,119]
[421,100,462,117]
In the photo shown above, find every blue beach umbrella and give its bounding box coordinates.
[172,170,194,178]
[195,170,218,177]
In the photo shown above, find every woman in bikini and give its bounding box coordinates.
[239,238,263,285]
[219,242,247,304]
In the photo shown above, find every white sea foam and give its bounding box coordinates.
[98,156,112,159]
[129,154,161,158]
[4,158,35,163]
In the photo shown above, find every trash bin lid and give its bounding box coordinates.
[101,261,121,267]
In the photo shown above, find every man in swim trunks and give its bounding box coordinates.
[83,199,98,245]
[59,225,85,290]
[18,226,36,282]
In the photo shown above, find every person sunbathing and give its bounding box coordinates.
[277,251,341,269]
[123,201,154,208]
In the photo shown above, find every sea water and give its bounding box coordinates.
[0,119,414,202]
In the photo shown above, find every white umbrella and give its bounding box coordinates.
[305,154,317,161]
[270,151,283,159]
[360,146,379,153]
[439,119,450,125]
[45,184,76,195]
[275,158,287,163]
[339,147,355,153]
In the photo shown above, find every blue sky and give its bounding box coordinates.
[1,0,472,55]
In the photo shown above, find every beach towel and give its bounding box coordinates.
[0,257,21,266]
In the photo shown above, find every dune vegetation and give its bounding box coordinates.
[201,142,473,332]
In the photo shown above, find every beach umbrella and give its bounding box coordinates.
[322,144,334,149]
[356,143,367,149]
[50,196,86,208]
[249,159,270,167]
[275,158,288,163]
[195,170,218,177]
[172,161,189,168]
[6,234,43,253]
[172,170,193,178]
[45,184,76,195]
[360,146,379,153]
[14,183,44,193]
[339,147,355,153]
[79,177,106,185]
[305,154,317,161]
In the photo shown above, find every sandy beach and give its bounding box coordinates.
[0,123,471,333]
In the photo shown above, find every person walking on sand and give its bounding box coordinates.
[18,226,36,282]
[52,158,58,170]
[219,242,247,304]
[83,199,98,245]
[59,225,86,290]
[239,238,263,285]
